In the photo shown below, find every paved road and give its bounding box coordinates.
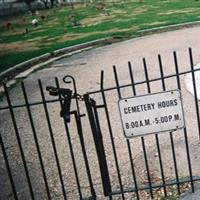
[0,26,200,200]
[38,25,200,95]
[180,184,200,200]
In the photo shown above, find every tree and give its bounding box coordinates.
[15,0,56,12]
[40,0,49,9]
[49,0,55,8]
[15,0,36,13]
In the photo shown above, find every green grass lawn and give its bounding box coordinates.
[0,0,200,73]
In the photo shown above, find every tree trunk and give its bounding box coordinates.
[26,1,33,14]
[50,0,54,8]
[44,1,48,9]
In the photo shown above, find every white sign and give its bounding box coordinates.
[118,90,185,138]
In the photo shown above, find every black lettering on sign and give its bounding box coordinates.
[145,119,150,126]
[125,119,151,130]
[168,115,173,121]
[124,108,129,114]
[157,99,178,109]
[174,114,180,121]
[123,103,155,114]
[131,121,138,128]
[154,114,180,124]
[125,123,129,129]
[155,117,159,124]
[132,106,138,113]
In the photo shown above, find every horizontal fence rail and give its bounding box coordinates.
[1,67,200,111]
[87,67,200,95]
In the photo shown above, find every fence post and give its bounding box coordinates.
[84,94,112,197]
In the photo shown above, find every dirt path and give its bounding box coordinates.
[0,26,200,200]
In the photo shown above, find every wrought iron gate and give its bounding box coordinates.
[0,48,200,200]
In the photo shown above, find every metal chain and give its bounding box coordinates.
[73,93,84,101]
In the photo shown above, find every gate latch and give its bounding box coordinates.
[46,86,73,122]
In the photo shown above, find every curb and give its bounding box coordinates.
[179,184,200,200]
[14,47,93,79]
[1,20,200,84]
[0,37,114,84]
[137,20,200,35]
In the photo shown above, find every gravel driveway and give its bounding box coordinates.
[0,26,200,200]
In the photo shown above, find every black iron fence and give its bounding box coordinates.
[0,48,200,199]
